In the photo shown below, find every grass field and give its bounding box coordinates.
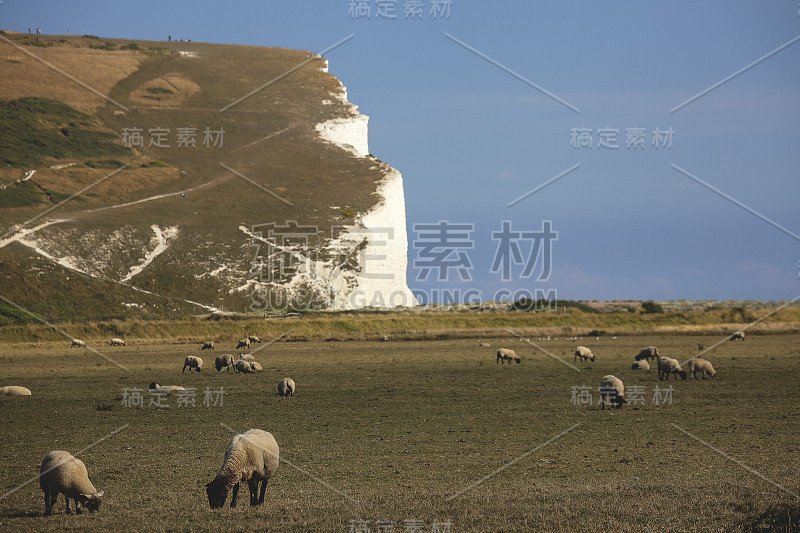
[1,333,798,532]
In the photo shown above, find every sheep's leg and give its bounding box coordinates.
[258,478,268,504]
[65,497,72,515]
[43,491,52,516]
[248,478,259,506]
[230,482,240,508]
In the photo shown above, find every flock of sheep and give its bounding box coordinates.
[1,333,296,514]
[490,330,743,410]
[4,329,748,515]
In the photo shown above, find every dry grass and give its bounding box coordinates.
[0,334,798,531]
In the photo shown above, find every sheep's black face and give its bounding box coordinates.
[78,492,103,513]
[206,480,228,509]
[678,370,687,380]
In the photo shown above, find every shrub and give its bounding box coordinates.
[642,301,664,314]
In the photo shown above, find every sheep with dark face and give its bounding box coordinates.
[71,339,86,348]
[236,339,251,350]
[496,348,521,364]
[206,429,279,509]
[574,346,595,363]
[215,354,235,372]
[40,451,103,516]
[248,335,261,344]
[599,375,626,410]
[110,338,125,346]
[635,346,659,361]
[657,356,687,381]
[278,378,295,397]
[730,331,745,341]
[183,356,203,373]
[201,341,215,350]
[688,357,716,379]
[631,360,650,371]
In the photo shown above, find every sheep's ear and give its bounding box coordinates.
[79,493,91,501]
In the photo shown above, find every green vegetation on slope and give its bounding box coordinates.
[0,97,129,168]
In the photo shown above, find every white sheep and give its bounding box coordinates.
[148,382,185,393]
[248,335,261,344]
[630,360,650,371]
[201,341,215,350]
[496,348,521,364]
[110,338,125,346]
[250,362,263,372]
[688,357,716,379]
[70,339,86,348]
[574,346,595,363]
[215,354,234,372]
[657,356,687,381]
[183,355,203,373]
[730,331,745,341]
[599,375,626,410]
[239,353,255,362]
[635,346,659,361]
[236,338,251,350]
[278,377,295,397]
[39,450,103,515]
[205,429,279,509]
[235,360,253,374]
[379,335,389,342]
[0,385,32,395]
[478,342,491,347]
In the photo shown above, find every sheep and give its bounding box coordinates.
[496,348,521,364]
[110,338,125,346]
[657,356,687,381]
[630,360,650,372]
[215,354,235,372]
[39,450,103,516]
[379,335,389,342]
[635,346,659,361]
[250,362,263,372]
[149,382,185,393]
[688,357,716,380]
[730,331,745,341]
[278,377,295,397]
[0,385,32,395]
[205,429,279,509]
[248,335,261,344]
[201,341,215,351]
[70,339,86,348]
[183,355,203,373]
[235,360,253,374]
[599,375,626,410]
[478,342,491,347]
[574,346,595,363]
[236,339,251,350]
[239,353,255,362]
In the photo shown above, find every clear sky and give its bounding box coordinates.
[3,1,799,303]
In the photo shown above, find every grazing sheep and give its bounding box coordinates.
[239,353,255,362]
[205,429,279,509]
[574,346,595,363]
[278,378,295,397]
[248,335,261,344]
[39,451,103,516]
[630,360,650,372]
[379,335,389,342]
[599,375,626,410]
[235,360,253,374]
[215,354,235,372]
[478,342,491,347]
[657,356,687,381]
[688,357,716,380]
[201,341,215,351]
[496,348,521,364]
[635,346,659,361]
[0,385,32,395]
[183,356,203,373]
[250,362,263,372]
[730,331,745,341]
[110,338,125,346]
[236,339,250,350]
[148,382,185,393]
[70,339,86,348]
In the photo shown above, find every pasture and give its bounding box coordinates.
[0,334,798,532]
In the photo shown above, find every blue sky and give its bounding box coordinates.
[3,0,799,302]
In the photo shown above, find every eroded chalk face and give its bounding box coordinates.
[78,491,103,513]
[206,480,228,509]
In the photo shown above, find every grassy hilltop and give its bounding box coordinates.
[0,31,387,320]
